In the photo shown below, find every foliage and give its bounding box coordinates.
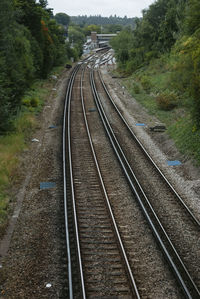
[168,115,200,164]
[110,29,134,68]
[185,0,200,34]
[82,23,122,36]
[0,0,75,134]
[0,1,84,232]
[0,0,35,133]
[133,83,140,94]
[111,0,186,72]
[0,65,64,233]
[140,75,152,93]
[102,24,122,34]
[83,24,101,36]
[112,0,200,129]
[54,13,70,26]
[169,29,200,126]
[71,15,137,28]
[68,26,85,57]
[156,91,178,110]
[21,97,39,108]
[0,112,36,233]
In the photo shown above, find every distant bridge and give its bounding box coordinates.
[91,32,117,48]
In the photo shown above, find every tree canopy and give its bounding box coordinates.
[71,15,137,28]
[54,13,70,26]
[110,0,200,128]
[0,0,78,134]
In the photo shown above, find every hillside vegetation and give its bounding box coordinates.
[1,2,128,232]
[0,1,85,233]
[0,0,79,134]
[110,0,200,164]
[71,15,137,28]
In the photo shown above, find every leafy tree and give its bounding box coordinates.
[110,29,134,69]
[14,0,67,78]
[55,13,70,26]
[68,26,85,56]
[14,0,45,42]
[103,24,122,34]
[111,0,187,72]
[83,24,101,36]
[0,0,35,133]
[38,0,48,8]
[71,15,137,28]
[0,0,70,133]
[185,0,200,34]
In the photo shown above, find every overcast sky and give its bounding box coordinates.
[47,0,155,18]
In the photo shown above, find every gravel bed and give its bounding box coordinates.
[99,66,200,289]
[84,68,183,298]
[0,70,70,298]
[70,69,133,297]
[0,58,199,298]
[100,65,200,219]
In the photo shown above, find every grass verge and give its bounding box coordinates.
[0,66,65,236]
[121,56,200,165]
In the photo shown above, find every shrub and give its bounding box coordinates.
[126,60,136,74]
[22,97,39,108]
[133,84,140,94]
[14,113,36,135]
[170,30,200,127]
[21,98,31,107]
[30,97,39,107]
[140,75,152,92]
[156,91,178,110]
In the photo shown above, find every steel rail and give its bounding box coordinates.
[97,69,200,228]
[90,68,200,298]
[81,65,140,298]
[62,50,115,298]
[67,63,87,299]
[63,63,87,299]
[63,65,79,299]
[62,51,113,298]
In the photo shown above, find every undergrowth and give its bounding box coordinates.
[122,55,200,165]
[0,66,65,235]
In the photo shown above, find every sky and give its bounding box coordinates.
[47,0,155,18]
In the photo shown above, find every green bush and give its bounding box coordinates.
[133,83,140,94]
[126,60,136,74]
[140,75,152,92]
[22,97,39,108]
[30,97,39,107]
[21,98,31,107]
[170,30,200,127]
[156,91,178,110]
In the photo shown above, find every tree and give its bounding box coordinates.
[110,29,133,68]
[0,0,35,133]
[185,0,200,34]
[55,13,70,26]
[68,26,85,56]
[83,24,101,36]
[14,0,67,78]
[0,0,70,133]
[70,15,137,28]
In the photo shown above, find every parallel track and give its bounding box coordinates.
[89,64,200,298]
[63,54,140,298]
[63,52,200,298]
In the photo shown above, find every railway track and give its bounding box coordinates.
[63,55,140,298]
[92,61,200,297]
[63,52,200,298]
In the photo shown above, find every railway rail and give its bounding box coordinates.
[63,51,200,298]
[92,59,200,297]
[63,53,140,298]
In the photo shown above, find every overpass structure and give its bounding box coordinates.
[91,32,117,48]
